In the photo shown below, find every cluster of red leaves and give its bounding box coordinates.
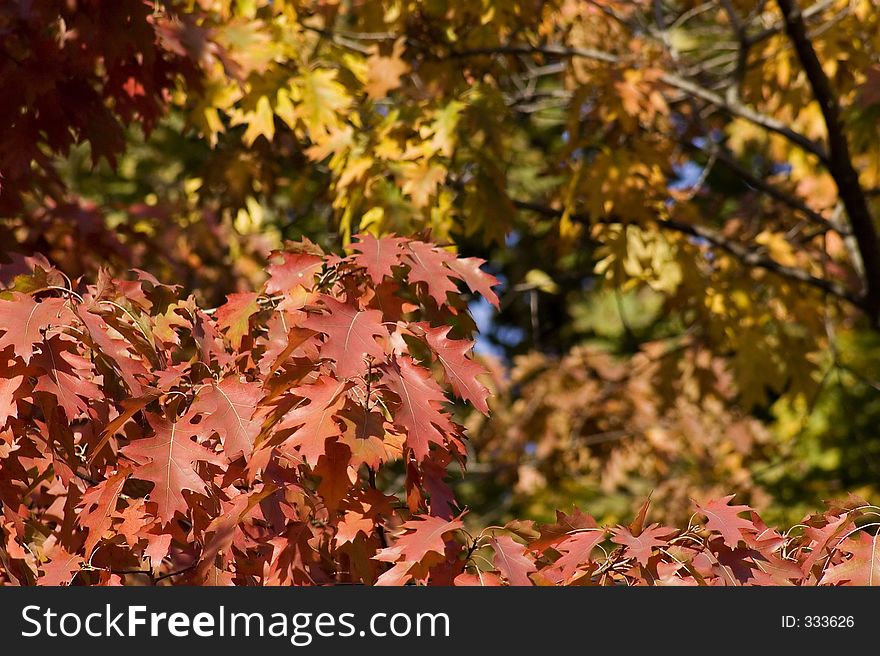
[468,496,880,586]
[0,2,273,297]
[0,236,878,586]
[0,0,216,213]
[0,236,497,585]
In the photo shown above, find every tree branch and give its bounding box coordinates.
[446,43,829,163]
[746,0,839,45]
[446,43,620,65]
[510,198,865,310]
[776,0,880,324]
[684,140,848,236]
[657,70,828,162]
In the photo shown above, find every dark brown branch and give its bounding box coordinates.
[776,0,880,324]
[442,21,873,316]
[510,198,865,310]
[747,0,838,45]
[657,71,828,161]
[446,43,829,162]
[154,562,197,583]
[684,141,848,236]
[719,0,751,105]
[446,43,619,65]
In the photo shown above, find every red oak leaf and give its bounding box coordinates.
[696,495,755,548]
[266,252,323,294]
[258,320,317,376]
[0,374,24,427]
[191,376,262,458]
[31,336,102,421]
[368,281,418,323]
[402,241,460,305]
[446,256,500,307]
[315,439,354,513]
[454,571,504,586]
[382,357,454,460]
[424,326,490,414]
[215,292,260,349]
[821,532,880,586]
[628,495,652,537]
[802,513,851,573]
[351,233,405,283]
[550,530,606,581]
[39,545,84,586]
[656,561,698,586]
[0,293,67,364]
[196,489,273,583]
[78,307,148,395]
[90,391,162,465]
[143,532,173,565]
[611,523,674,566]
[338,406,401,469]
[423,455,456,519]
[115,502,152,548]
[122,413,225,523]
[748,550,805,584]
[335,511,373,545]
[490,535,536,586]
[375,561,416,586]
[276,377,348,466]
[303,296,388,378]
[532,508,599,551]
[78,469,129,558]
[375,515,463,564]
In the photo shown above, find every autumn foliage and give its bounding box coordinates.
[0,237,492,584]
[4,1,880,586]
[0,241,877,586]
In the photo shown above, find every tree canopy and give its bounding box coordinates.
[2,0,880,585]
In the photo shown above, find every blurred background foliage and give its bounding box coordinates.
[3,0,880,528]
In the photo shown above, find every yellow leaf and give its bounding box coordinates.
[337,152,373,190]
[305,125,354,161]
[274,87,297,129]
[364,39,409,99]
[359,207,385,234]
[525,269,559,294]
[400,161,446,208]
[240,94,275,145]
[294,68,350,136]
[424,101,463,158]
[756,230,798,267]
